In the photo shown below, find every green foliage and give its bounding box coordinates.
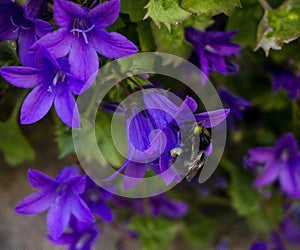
[255,0,300,56]
[55,123,75,158]
[0,103,35,166]
[181,0,241,16]
[120,0,148,22]
[129,216,180,250]
[144,0,191,30]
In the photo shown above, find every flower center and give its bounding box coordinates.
[71,18,95,44]
[10,15,31,33]
[280,149,289,161]
[47,71,66,93]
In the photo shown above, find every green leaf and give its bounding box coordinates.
[255,0,300,56]
[0,105,35,166]
[129,216,179,250]
[181,0,241,16]
[55,123,75,158]
[150,15,213,58]
[222,158,259,215]
[182,214,217,247]
[144,0,191,31]
[120,0,148,22]
[227,0,263,47]
[252,90,290,111]
[137,21,156,52]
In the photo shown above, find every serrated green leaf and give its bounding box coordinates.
[144,0,191,31]
[255,0,300,56]
[129,216,179,250]
[120,0,148,22]
[181,0,241,16]
[0,105,35,166]
[222,159,259,215]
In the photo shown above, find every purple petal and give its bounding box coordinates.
[88,0,120,29]
[275,133,298,157]
[199,50,210,78]
[34,19,54,38]
[123,162,147,190]
[71,194,95,224]
[93,200,113,222]
[15,191,53,214]
[159,154,181,185]
[28,169,57,190]
[24,0,46,18]
[68,39,98,83]
[56,166,80,181]
[0,66,42,88]
[91,29,138,59]
[54,0,84,27]
[253,159,280,187]
[18,29,36,66]
[47,202,71,240]
[194,108,230,128]
[54,86,80,128]
[210,42,241,56]
[279,157,300,198]
[21,84,54,124]
[30,28,72,59]
[248,147,274,163]
[159,200,188,218]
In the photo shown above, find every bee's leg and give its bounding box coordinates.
[186,152,207,182]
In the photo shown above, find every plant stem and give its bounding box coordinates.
[258,0,272,10]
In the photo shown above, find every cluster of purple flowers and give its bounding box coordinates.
[15,166,188,249]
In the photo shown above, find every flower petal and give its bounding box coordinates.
[90,29,138,59]
[248,147,274,163]
[47,201,71,240]
[18,29,36,66]
[54,86,80,128]
[123,162,147,190]
[68,39,98,84]
[88,0,120,29]
[21,84,54,124]
[71,194,95,224]
[54,0,83,27]
[56,166,80,181]
[28,169,57,190]
[194,108,230,128]
[15,190,53,214]
[93,200,113,222]
[253,159,280,187]
[0,66,42,88]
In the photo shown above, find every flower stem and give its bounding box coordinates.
[257,0,272,10]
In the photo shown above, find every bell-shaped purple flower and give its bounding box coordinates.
[0,47,84,128]
[245,133,300,199]
[15,166,94,240]
[104,91,229,189]
[0,0,53,66]
[185,27,241,82]
[49,218,99,250]
[31,0,138,83]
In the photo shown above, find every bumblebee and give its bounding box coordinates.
[170,122,211,182]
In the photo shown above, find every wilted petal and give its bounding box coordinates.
[28,169,57,190]
[88,0,120,29]
[21,84,54,124]
[194,108,230,128]
[91,29,138,59]
[54,87,80,128]
[253,159,281,187]
[15,191,53,214]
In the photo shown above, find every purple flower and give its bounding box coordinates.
[104,91,229,189]
[49,218,99,250]
[31,0,138,83]
[15,166,94,239]
[0,47,84,128]
[280,205,300,246]
[245,133,300,199]
[0,0,53,66]
[218,87,251,120]
[81,177,114,222]
[184,27,240,82]
[249,241,267,250]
